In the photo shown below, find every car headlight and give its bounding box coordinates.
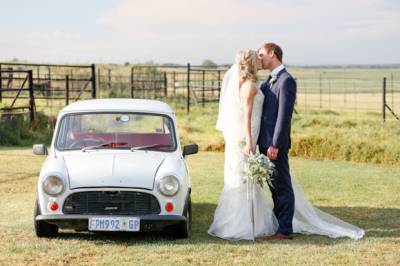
[157,175,180,196]
[42,175,64,196]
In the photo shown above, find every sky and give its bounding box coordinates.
[0,0,399,65]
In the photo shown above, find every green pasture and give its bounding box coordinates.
[0,148,398,265]
[177,105,400,164]
[1,98,400,164]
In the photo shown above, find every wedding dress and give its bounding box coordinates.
[208,64,364,240]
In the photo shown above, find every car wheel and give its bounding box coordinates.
[34,198,59,238]
[174,196,192,238]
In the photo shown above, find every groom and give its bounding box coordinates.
[257,43,297,240]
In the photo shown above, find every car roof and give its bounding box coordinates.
[60,99,175,115]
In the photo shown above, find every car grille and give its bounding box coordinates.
[63,191,161,215]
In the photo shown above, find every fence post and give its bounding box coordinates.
[172,72,176,95]
[187,63,191,113]
[69,70,73,98]
[91,64,96,98]
[202,70,205,107]
[65,75,70,106]
[217,70,221,100]
[382,77,386,123]
[97,69,101,98]
[47,66,52,90]
[36,66,40,83]
[107,69,112,91]
[28,70,35,122]
[0,64,2,102]
[131,67,134,98]
[164,72,167,97]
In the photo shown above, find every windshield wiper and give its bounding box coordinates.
[82,142,128,152]
[130,144,171,152]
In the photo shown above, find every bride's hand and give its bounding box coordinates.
[243,142,254,157]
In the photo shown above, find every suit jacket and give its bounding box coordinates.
[257,68,297,152]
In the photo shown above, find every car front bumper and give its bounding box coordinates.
[36,214,186,231]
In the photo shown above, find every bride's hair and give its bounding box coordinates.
[236,50,258,86]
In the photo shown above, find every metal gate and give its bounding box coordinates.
[131,66,167,99]
[186,64,223,113]
[0,70,36,121]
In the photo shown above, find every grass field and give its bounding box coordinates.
[0,147,399,265]
[175,105,400,165]
[1,99,400,164]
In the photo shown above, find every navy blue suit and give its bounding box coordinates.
[257,68,297,235]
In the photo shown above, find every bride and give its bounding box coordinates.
[207,49,365,241]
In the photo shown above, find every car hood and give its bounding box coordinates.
[62,151,167,190]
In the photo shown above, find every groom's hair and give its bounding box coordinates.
[263,43,283,62]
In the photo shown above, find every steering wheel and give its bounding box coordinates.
[69,138,104,149]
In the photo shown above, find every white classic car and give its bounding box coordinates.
[33,99,198,238]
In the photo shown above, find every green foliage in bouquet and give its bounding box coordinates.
[238,140,275,188]
[243,150,275,188]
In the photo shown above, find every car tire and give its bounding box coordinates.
[174,196,192,238]
[34,198,59,238]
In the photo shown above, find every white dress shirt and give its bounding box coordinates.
[270,64,285,77]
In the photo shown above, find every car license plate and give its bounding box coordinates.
[88,217,140,232]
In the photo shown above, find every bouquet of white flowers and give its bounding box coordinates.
[243,150,275,188]
[239,140,275,188]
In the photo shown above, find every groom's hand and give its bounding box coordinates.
[267,146,279,160]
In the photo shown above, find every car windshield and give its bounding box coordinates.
[55,112,177,152]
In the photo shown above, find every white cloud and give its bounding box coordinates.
[1,0,399,64]
[94,0,400,64]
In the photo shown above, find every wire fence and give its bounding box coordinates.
[295,77,398,113]
[286,69,399,116]
[1,62,400,122]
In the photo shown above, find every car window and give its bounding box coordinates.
[56,113,176,151]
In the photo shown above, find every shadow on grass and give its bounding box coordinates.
[53,203,400,245]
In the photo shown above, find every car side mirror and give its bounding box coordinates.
[182,144,198,157]
[33,144,48,155]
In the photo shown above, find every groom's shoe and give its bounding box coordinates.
[270,233,293,240]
